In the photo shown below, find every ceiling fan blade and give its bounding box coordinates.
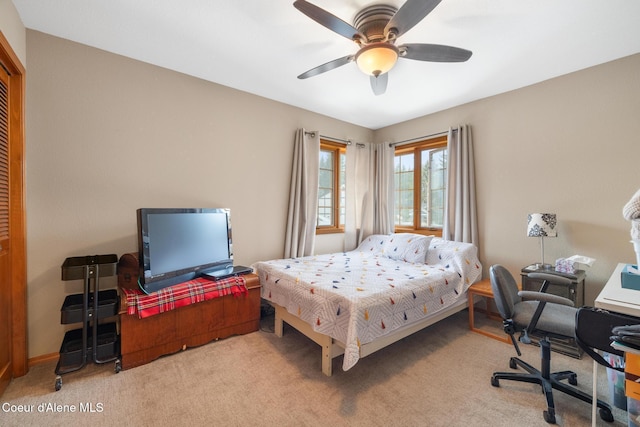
[297,55,354,79]
[370,73,388,96]
[294,0,363,41]
[400,43,472,62]
[385,0,442,39]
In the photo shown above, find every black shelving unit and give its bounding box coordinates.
[55,254,121,391]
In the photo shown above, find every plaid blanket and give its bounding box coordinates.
[122,275,247,319]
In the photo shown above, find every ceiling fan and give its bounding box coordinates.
[294,0,472,96]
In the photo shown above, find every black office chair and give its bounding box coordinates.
[489,264,614,424]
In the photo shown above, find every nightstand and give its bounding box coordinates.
[521,265,585,307]
[520,265,586,358]
[468,278,511,344]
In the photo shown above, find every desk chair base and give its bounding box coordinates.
[491,339,614,424]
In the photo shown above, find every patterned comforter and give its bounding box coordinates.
[254,235,482,371]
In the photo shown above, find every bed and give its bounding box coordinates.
[253,233,482,375]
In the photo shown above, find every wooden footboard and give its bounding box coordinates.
[274,304,344,376]
[271,296,469,376]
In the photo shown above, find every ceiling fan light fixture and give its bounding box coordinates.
[355,43,399,77]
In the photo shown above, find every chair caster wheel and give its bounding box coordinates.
[569,374,577,386]
[543,410,556,424]
[509,358,517,369]
[114,359,121,373]
[55,376,62,391]
[491,376,499,387]
[599,407,614,422]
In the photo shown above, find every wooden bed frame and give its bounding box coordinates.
[271,296,469,376]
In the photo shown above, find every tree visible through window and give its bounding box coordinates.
[394,135,447,235]
[317,140,346,233]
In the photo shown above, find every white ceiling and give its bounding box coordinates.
[12,0,640,130]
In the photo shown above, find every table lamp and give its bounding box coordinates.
[527,213,557,270]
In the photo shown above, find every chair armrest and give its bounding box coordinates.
[518,290,575,307]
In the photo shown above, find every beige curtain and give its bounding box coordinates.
[373,142,395,235]
[344,143,374,251]
[284,129,320,258]
[443,124,478,246]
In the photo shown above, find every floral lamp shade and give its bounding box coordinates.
[527,213,558,238]
[527,213,557,269]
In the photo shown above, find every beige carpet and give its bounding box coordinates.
[0,310,629,426]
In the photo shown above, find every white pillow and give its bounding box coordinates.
[356,234,390,254]
[384,233,433,264]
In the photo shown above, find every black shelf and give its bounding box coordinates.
[61,254,118,281]
[55,254,121,391]
[57,323,119,372]
[60,289,119,324]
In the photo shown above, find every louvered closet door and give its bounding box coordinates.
[0,64,11,394]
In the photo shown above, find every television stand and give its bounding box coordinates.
[117,252,261,369]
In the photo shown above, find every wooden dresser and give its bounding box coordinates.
[117,253,261,370]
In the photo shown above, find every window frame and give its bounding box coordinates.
[316,139,346,235]
[393,135,447,237]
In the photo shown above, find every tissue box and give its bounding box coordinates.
[621,265,640,291]
[555,258,577,274]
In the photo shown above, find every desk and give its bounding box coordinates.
[593,263,640,425]
[596,263,640,316]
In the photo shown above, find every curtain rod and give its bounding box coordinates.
[388,129,456,147]
[304,131,354,145]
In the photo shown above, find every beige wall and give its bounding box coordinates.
[25,30,373,357]
[377,53,640,303]
[8,19,640,358]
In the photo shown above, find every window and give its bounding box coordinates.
[317,140,346,234]
[394,135,447,236]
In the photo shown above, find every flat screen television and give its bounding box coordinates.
[137,208,234,293]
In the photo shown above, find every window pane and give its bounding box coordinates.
[430,149,446,189]
[430,148,446,228]
[339,152,346,226]
[394,138,447,231]
[420,147,447,228]
[318,150,334,226]
[318,169,333,190]
[319,150,332,165]
[394,152,414,227]
[317,190,333,226]
[420,154,429,227]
